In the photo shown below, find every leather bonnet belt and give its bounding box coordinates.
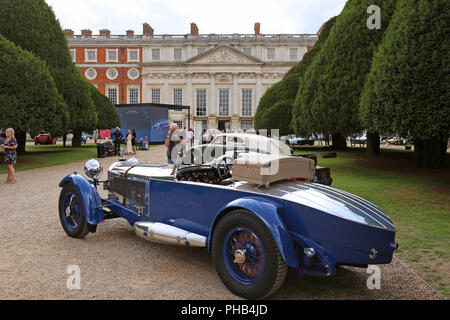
[122,164,139,205]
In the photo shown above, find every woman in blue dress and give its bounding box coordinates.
[1,128,17,184]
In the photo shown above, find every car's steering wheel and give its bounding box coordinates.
[216,155,233,180]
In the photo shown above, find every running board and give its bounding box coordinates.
[134,222,207,247]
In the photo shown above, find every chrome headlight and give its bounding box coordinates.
[84,159,103,179]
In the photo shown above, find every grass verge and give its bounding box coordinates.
[0,143,98,174]
[294,147,449,298]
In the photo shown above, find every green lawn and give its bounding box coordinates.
[294,147,450,298]
[0,143,98,174]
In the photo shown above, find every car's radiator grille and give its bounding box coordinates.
[110,176,146,206]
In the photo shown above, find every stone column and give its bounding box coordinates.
[186,74,193,129]
[255,73,263,117]
[232,73,240,116]
[209,73,216,116]
[163,74,170,104]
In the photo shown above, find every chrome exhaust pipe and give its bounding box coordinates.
[134,222,207,247]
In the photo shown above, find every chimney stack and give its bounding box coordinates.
[99,29,111,37]
[81,29,92,37]
[254,22,261,35]
[64,29,74,37]
[190,23,199,35]
[143,23,154,36]
[126,30,135,37]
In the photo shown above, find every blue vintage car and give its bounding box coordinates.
[58,154,398,299]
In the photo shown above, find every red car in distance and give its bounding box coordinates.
[34,133,57,145]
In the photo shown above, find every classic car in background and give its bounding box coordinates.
[285,136,316,146]
[386,137,405,145]
[182,133,333,186]
[34,133,57,145]
[58,153,398,299]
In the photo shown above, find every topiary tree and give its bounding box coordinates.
[255,82,283,130]
[294,0,397,151]
[360,0,450,168]
[259,99,294,137]
[90,84,121,130]
[0,0,97,148]
[0,35,69,153]
[255,17,337,134]
[291,16,337,137]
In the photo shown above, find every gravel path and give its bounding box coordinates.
[0,145,442,300]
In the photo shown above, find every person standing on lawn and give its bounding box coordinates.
[112,127,123,156]
[125,130,133,155]
[131,128,137,155]
[1,128,17,184]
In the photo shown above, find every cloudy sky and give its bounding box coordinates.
[44,0,347,35]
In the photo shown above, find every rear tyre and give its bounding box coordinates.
[59,183,89,238]
[212,210,288,299]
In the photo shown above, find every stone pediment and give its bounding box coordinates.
[187,45,264,65]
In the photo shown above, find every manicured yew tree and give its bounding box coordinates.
[295,0,396,151]
[291,16,337,136]
[0,0,97,148]
[360,0,450,168]
[90,84,121,130]
[255,16,337,134]
[258,100,294,137]
[0,35,69,153]
[254,82,283,130]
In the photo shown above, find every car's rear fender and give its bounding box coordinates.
[59,174,104,226]
[209,197,299,268]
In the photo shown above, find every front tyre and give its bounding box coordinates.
[59,183,89,238]
[212,210,288,299]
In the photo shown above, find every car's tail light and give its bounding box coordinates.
[291,177,308,181]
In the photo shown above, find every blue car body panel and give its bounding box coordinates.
[59,167,397,276]
[59,174,104,225]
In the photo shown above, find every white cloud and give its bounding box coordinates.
[45,0,346,35]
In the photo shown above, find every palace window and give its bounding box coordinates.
[129,88,139,104]
[174,121,183,129]
[85,68,97,80]
[174,48,182,61]
[242,89,252,116]
[196,89,207,116]
[174,89,183,105]
[152,89,161,104]
[127,68,140,80]
[106,68,118,80]
[107,88,118,104]
[173,89,183,111]
[266,48,275,60]
[289,48,298,60]
[70,49,76,62]
[127,49,139,62]
[152,49,160,61]
[106,49,118,62]
[85,49,97,62]
[219,90,229,117]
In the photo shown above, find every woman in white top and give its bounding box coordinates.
[126,130,133,154]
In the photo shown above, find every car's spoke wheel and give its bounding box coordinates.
[212,210,288,299]
[59,183,89,239]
